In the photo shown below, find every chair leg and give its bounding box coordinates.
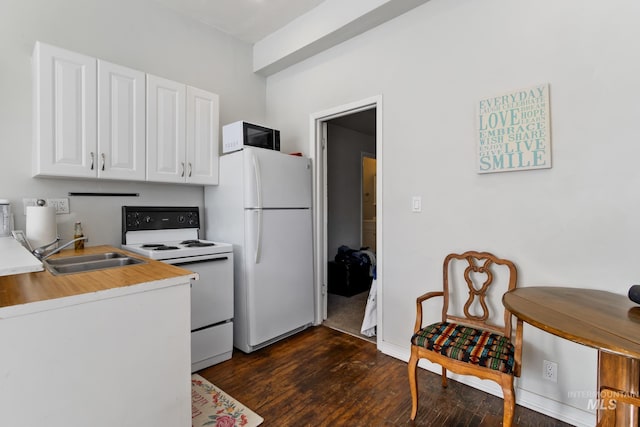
[501,376,515,427]
[441,367,448,388]
[408,349,419,420]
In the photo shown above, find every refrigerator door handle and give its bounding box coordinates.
[255,210,262,264]
[252,153,263,209]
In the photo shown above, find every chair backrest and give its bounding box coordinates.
[441,251,518,337]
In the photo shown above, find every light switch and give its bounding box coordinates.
[412,196,422,212]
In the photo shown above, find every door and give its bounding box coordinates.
[361,154,376,251]
[184,255,234,330]
[242,147,312,209]
[97,60,146,180]
[33,42,97,178]
[146,74,186,182]
[186,86,219,185]
[244,208,314,347]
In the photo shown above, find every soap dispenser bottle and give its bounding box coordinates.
[74,222,84,250]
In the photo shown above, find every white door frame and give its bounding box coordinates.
[308,95,383,346]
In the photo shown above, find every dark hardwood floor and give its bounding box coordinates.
[197,326,574,426]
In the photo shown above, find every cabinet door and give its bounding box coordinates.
[33,42,96,177]
[146,74,186,183]
[186,86,219,185]
[97,60,146,180]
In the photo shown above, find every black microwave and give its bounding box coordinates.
[222,121,281,153]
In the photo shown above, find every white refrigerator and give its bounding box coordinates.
[204,147,314,353]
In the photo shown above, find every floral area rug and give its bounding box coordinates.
[192,374,264,427]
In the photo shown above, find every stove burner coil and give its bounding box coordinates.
[153,245,179,251]
[180,239,215,247]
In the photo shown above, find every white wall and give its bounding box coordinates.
[265,0,640,424]
[0,0,266,246]
[327,123,375,258]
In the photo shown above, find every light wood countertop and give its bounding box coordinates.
[0,245,196,317]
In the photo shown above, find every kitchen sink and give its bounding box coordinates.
[44,252,146,275]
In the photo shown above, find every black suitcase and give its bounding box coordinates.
[328,260,372,297]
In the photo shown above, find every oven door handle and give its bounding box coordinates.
[161,255,230,265]
[255,209,262,264]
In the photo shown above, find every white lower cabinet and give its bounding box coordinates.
[0,281,192,427]
[146,75,219,185]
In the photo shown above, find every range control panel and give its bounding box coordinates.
[122,206,200,237]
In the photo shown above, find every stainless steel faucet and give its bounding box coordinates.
[32,236,88,260]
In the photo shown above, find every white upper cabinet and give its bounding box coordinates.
[33,42,219,185]
[147,75,219,185]
[146,74,186,183]
[97,60,146,180]
[33,43,146,180]
[33,42,97,177]
[186,86,219,185]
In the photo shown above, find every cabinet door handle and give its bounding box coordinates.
[90,152,95,170]
[180,162,185,177]
[101,153,105,171]
[188,162,192,177]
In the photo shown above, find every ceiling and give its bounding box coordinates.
[149,0,378,136]
[149,0,327,44]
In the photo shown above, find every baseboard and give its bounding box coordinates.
[379,341,595,427]
[516,388,594,427]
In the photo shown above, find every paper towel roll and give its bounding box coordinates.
[26,206,57,249]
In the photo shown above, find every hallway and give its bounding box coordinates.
[324,290,376,343]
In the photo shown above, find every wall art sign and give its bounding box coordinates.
[477,83,551,174]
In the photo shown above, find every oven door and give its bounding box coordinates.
[164,253,234,330]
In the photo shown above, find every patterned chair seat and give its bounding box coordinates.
[411,321,515,375]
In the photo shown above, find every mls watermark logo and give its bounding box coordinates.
[569,389,638,411]
[587,397,617,411]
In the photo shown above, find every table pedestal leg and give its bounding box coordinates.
[598,351,639,426]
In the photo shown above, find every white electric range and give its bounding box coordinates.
[121,206,234,371]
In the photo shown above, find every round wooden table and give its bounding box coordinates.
[503,286,640,427]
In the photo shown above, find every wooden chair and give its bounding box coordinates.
[408,251,523,426]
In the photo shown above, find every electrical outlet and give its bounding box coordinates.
[46,198,70,214]
[543,360,557,382]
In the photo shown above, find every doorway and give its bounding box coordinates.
[309,96,382,346]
